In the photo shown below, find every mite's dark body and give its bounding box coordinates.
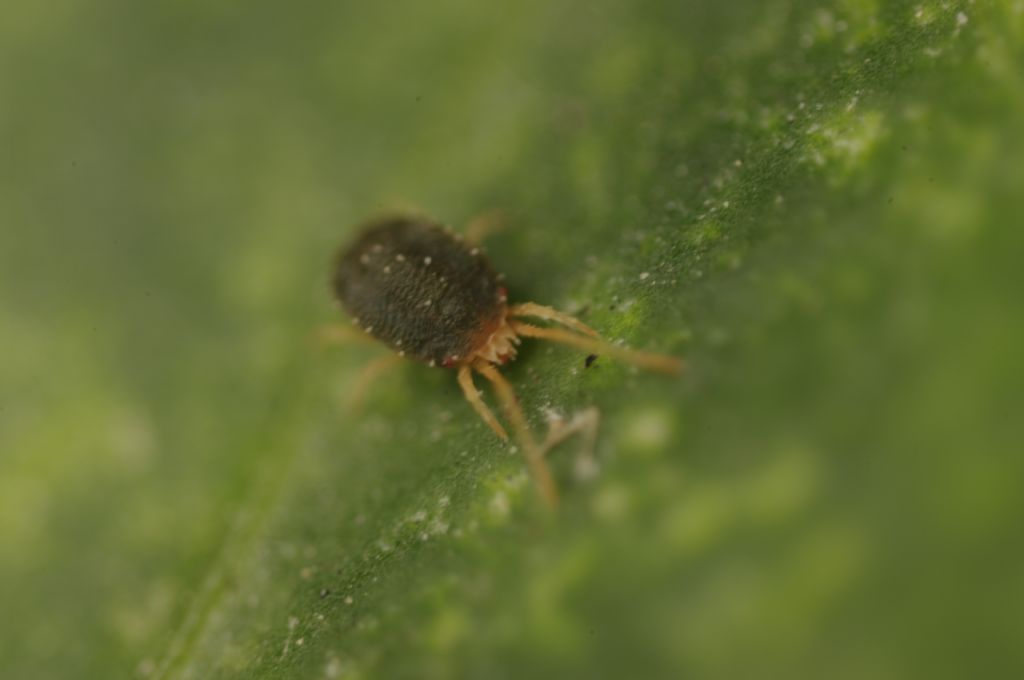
[332,216,505,366]
[329,212,683,509]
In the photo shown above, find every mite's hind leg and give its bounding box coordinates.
[457,365,508,441]
[540,407,601,482]
[507,302,600,338]
[510,321,684,374]
[474,362,559,509]
[346,353,404,413]
[464,210,507,244]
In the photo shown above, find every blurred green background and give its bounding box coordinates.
[1,1,1021,678]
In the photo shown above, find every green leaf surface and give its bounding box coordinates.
[2,1,1021,678]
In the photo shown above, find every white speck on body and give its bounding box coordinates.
[470,247,480,256]
[956,11,968,26]
[639,272,651,280]
[383,265,391,274]
[423,299,432,307]
[344,595,353,605]
[360,253,370,264]
[396,253,406,262]
[410,510,427,522]
[365,326,373,333]
[372,243,383,252]
[395,339,402,346]
[423,256,432,265]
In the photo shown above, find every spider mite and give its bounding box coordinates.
[329,214,682,508]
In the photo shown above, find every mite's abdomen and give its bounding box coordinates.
[332,216,505,366]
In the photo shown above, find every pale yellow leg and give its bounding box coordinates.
[507,302,600,338]
[510,321,684,374]
[347,354,404,412]
[475,362,559,509]
[457,365,509,440]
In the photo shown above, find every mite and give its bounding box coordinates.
[329,214,682,507]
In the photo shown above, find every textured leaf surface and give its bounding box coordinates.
[1,1,1021,678]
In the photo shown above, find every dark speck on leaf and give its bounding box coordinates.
[585,354,599,368]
